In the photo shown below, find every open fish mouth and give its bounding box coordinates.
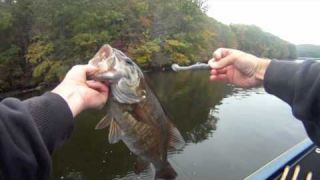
[87,44,122,82]
[87,44,144,104]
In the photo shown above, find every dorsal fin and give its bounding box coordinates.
[108,119,122,144]
[95,115,112,130]
[168,125,185,150]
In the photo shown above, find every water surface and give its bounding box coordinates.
[52,71,307,180]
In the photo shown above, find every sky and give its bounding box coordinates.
[206,0,320,45]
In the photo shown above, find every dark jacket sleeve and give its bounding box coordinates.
[264,60,320,145]
[0,92,74,180]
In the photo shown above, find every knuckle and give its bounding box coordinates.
[216,48,225,54]
[71,65,87,72]
[72,65,82,70]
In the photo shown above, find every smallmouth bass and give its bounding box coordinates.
[89,44,185,179]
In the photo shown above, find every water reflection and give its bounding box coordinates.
[230,87,265,99]
[52,71,307,180]
[185,108,219,143]
[52,110,137,180]
[147,71,233,143]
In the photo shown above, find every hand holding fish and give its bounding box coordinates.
[52,64,109,117]
[209,48,271,88]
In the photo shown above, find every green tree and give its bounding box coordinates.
[0,0,298,93]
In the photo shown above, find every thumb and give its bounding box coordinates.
[209,55,234,69]
[213,48,232,60]
[85,64,99,77]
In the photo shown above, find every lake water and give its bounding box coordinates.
[52,71,308,180]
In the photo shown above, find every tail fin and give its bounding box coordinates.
[155,161,177,180]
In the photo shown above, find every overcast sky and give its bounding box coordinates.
[206,0,320,45]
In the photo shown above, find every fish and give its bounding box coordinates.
[88,44,185,179]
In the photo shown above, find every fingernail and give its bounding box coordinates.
[208,59,217,68]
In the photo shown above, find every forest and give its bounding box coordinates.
[0,0,297,93]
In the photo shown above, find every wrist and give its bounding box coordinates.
[51,85,84,117]
[255,58,271,81]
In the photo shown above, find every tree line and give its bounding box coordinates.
[0,0,297,93]
[296,44,320,58]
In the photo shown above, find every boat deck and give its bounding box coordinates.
[246,139,320,180]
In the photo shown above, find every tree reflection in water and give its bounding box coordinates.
[147,71,233,143]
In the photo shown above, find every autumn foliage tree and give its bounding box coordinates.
[0,0,297,93]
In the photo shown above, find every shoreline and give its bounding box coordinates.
[0,66,174,99]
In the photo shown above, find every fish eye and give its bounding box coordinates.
[125,59,133,65]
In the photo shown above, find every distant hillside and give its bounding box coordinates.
[0,0,297,93]
[296,44,320,58]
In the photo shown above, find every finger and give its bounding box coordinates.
[211,67,228,74]
[215,74,228,81]
[64,65,85,81]
[67,64,98,78]
[216,68,228,74]
[80,64,99,81]
[209,54,235,69]
[218,69,227,74]
[72,64,98,74]
[210,69,218,75]
[213,48,232,60]
[208,58,215,66]
[84,64,99,76]
[87,81,109,92]
[86,80,109,93]
[210,74,228,81]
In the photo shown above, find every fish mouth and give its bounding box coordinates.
[89,71,124,83]
[88,44,122,83]
[89,44,113,66]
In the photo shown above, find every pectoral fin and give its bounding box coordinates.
[108,120,122,144]
[134,159,154,179]
[134,158,150,174]
[168,125,185,150]
[95,115,112,130]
